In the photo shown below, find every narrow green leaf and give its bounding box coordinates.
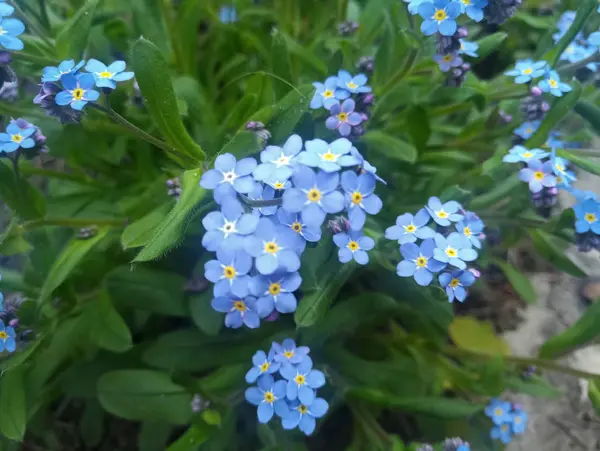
[134,169,206,262]
[492,260,536,304]
[475,32,507,59]
[131,38,206,162]
[360,131,417,163]
[588,379,600,418]
[405,106,430,151]
[56,0,99,58]
[0,162,46,220]
[270,31,293,100]
[87,290,132,353]
[469,173,520,209]
[505,375,561,399]
[574,100,600,135]
[167,421,217,451]
[529,229,586,278]
[38,227,110,302]
[0,365,27,440]
[121,203,172,250]
[281,32,327,77]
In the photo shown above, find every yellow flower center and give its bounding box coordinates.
[556,176,563,184]
[352,192,363,205]
[445,248,457,258]
[298,404,309,414]
[348,241,359,251]
[523,68,533,75]
[269,282,281,296]
[11,134,22,143]
[264,391,275,403]
[405,224,416,233]
[462,0,471,4]
[434,9,447,21]
[436,210,448,219]
[523,152,532,158]
[494,408,503,416]
[463,227,472,237]
[514,417,521,424]
[416,257,427,268]
[585,213,597,223]
[295,374,306,385]
[337,112,348,122]
[549,79,558,88]
[534,171,545,181]
[501,424,508,431]
[274,182,285,189]
[347,81,358,89]
[450,278,460,288]
[0,331,7,340]
[321,151,337,161]
[99,71,113,78]
[283,350,294,359]
[72,88,84,100]
[0,26,4,36]
[555,164,564,172]
[323,89,334,98]
[291,222,302,233]
[260,362,270,372]
[443,54,453,62]
[264,241,279,254]
[223,266,236,280]
[233,300,246,312]
[308,188,321,202]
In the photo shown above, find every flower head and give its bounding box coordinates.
[310,76,349,109]
[336,70,371,94]
[245,374,288,423]
[341,171,382,230]
[211,294,260,329]
[513,120,540,139]
[418,0,461,37]
[277,208,322,246]
[455,215,484,248]
[34,82,83,124]
[397,239,447,286]
[511,408,528,434]
[459,0,487,21]
[485,399,513,426]
[519,159,556,193]
[248,183,278,216]
[433,232,477,269]
[0,122,36,153]
[202,197,259,252]
[574,198,600,234]
[272,338,310,364]
[434,52,463,72]
[503,145,549,163]
[386,209,436,244]
[204,248,252,297]
[55,73,100,110]
[426,197,463,226]
[200,153,257,203]
[458,39,478,57]
[42,59,85,83]
[0,319,16,353]
[85,59,134,89]
[280,356,326,405]
[490,423,512,444]
[538,70,572,97]
[253,134,302,183]
[245,349,281,384]
[297,138,359,173]
[0,16,25,51]
[439,270,476,302]
[333,230,375,265]
[250,271,302,317]
[281,397,329,435]
[325,99,364,137]
[551,154,576,187]
[504,59,547,84]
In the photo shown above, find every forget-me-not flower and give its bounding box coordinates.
[418,0,461,37]
[574,198,600,234]
[385,209,436,244]
[551,154,576,187]
[485,399,513,425]
[333,230,375,265]
[588,31,600,47]
[459,0,487,21]
[253,134,302,183]
[55,73,100,110]
[397,239,447,286]
[272,339,310,364]
[245,349,281,384]
[310,76,349,109]
[439,270,476,302]
[200,153,257,203]
[455,216,484,248]
[513,120,540,139]
[0,2,15,16]
[204,248,252,297]
[202,197,259,252]
[459,39,479,57]
[0,319,16,353]
[325,99,364,137]
[350,147,386,184]
[280,356,326,404]
[248,182,278,216]
[282,166,345,227]
[297,138,359,173]
[282,397,329,436]
[42,60,85,82]
[245,374,288,423]
[211,294,260,329]
[0,122,36,152]
[426,197,463,226]
[341,171,382,230]
[538,70,572,97]
[403,0,427,14]
[434,52,463,72]
[504,60,547,84]
[277,208,322,245]
[511,408,528,434]
[433,232,477,269]
[518,159,556,193]
[560,42,586,63]
[250,271,302,317]
[218,5,238,24]
[85,59,134,89]
[336,70,371,94]
[0,16,24,51]
[491,424,513,444]
[503,145,549,163]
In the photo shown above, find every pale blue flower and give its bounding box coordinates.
[200,153,257,203]
[426,197,463,226]
[333,230,375,265]
[202,197,259,252]
[252,134,302,183]
[433,232,477,270]
[297,138,359,172]
[503,145,549,163]
[385,209,436,244]
[504,60,547,84]
[245,349,281,383]
[538,70,572,97]
[336,70,371,94]
[204,248,252,297]
[250,271,302,317]
[341,171,382,231]
[513,120,540,139]
[245,374,288,423]
[396,239,447,286]
[459,39,478,57]
[418,0,461,37]
[310,76,349,109]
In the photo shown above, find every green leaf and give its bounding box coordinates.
[0,365,27,441]
[281,32,327,77]
[539,296,600,359]
[38,227,110,303]
[131,38,206,162]
[134,169,206,262]
[105,266,187,316]
[87,290,132,353]
[267,85,314,143]
[574,100,600,135]
[360,131,417,163]
[529,229,586,277]
[469,173,520,209]
[270,31,293,100]
[56,0,99,58]
[405,106,430,151]
[80,400,104,448]
[121,202,172,250]
[505,375,561,399]
[217,132,262,160]
[475,32,507,59]
[556,149,600,177]
[492,260,536,304]
[189,293,223,336]
[167,420,217,451]
[0,162,46,220]
[347,388,483,419]
[139,422,172,451]
[588,379,600,418]
[525,80,582,148]
[0,219,32,256]
[97,370,192,424]
[449,317,510,355]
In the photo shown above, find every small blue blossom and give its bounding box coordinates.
[245,374,288,423]
[280,356,326,404]
[403,0,427,15]
[504,60,547,84]
[519,159,556,193]
[551,154,576,188]
[341,171,382,230]
[0,2,15,17]
[574,198,600,234]
[503,145,549,163]
[277,208,322,246]
[204,248,252,297]
[439,270,476,302]
[282,166,345,227]
[272,339,310,365]
[218,5,238,24]
[433,232,477,269]
[397,239,447,286]
[336,70,371,94]
[511,408,528,434]
[588,31,600,48]
[490,424,513,444]
[325,99,364,137]
[485,399,513,425]
[0,122,36,152]
[0,16,24,51]
[455,215,484,248]
[297,138,359,173]
[459,39,478,57]
[418,0,461,37]
[513,120,540,139]
[426,197,463,226]
[200,153,257,203]
[211,294,260,329]
[310,76,349,109]
[545,131,564,150]
[333,230,375,265]
[84,59,134,89]
[42,60,85,82]
[385,209,436,244]
[202,197,259,252]
[538,70,572,97]
[281,397,329,436]
[252,134,302,183]
[434,52,463,72]
[245,349,281,384]
[560,42,586,63]
[244,217,302,275]
[250,271,302,317]
[350,147,386,184]
[0,319,16,353]
[459,0,487,21]
[55,73,100,110]
[248,183,278,216]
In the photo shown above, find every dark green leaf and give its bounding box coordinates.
[56,0,99,58]
[505,375,561,399]
[475,32,507,59]
[0,365,27,440]
[281,32,327,77]
[270,31,293,100]
[360,131,417,163]
[0,162,46,220]
[121,202,172,250]
[167,421,217,451]
[87,290,132,353]
[139,422,172,451]
[189,293,223,336]
[217,132,262,160]
[574,100,600,135]
[492,260,536,304]
[79,400,104,448]
[529,229,586,278]
[406,106,430,151]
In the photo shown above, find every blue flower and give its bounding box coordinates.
[511,408,528,434]
[204,247,253,297]
[551,154,576,187]
[244,217,302,275]
[250,271,302,317]
[503,145,549,163]
[0,2,15,17]
[325,99,364,137]
[0,319,16,353]
[459,39,478,57]
[519,159,556,193]
[276,208,322,247]
[336,70,371,94]
[485,399,513,426]
[272,339,310,365]
[538,70,572,97]
[504,60,547,84]
[280,356,326,404]
[560,42,586,63]
[349,147,386,184]
[245,349,281,384]
[434,52,463,72]
[245,374,288,423]
[574,198,600,234]
[297,138,359,173]
[211,294,260,329]
[490,424,512,444]
[341,171,382,230]
[248,182,278,216]
[333,230,375,265]
[426,197,463,226]
[42,60,85,82]
[310,76,349,109]
[200,153,257,203]
[545,132,564,149]
[439,270,476,302]
[513,120,540,139]
[433,232,477,269]
[252,134,302,183]
[418,0,461,37]
[282,166,345,227]
[55,73,100,110]
[588,31,600,48]
[403,0,427,15]
[0,122,36,153]
[458,0,487,21]
[397,239,447,286]
[202,197,259,252]
[281,397,329,435]
[385,209,436,244]
[84,59,134,89]
[455,216,484,248]
[0,16,24,51]
[218,5,238,24]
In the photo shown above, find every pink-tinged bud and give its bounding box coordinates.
[360,112,369,122]
[457,27,468,38]
[265,311,280,321]
[530,86,543,96]
[541,102,550,112]
[468,268,481,279]
[512,402,523,411]
[8,318,19,328]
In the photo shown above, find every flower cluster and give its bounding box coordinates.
[432,26,478,85]
[485,399,528,444]
[554,11,600,76]
[571,190,600,252]
[417,438,470,451]
[0,2,25,51]
[505,59,572,98]
[244,340,328,435]
[386,197,484,302]
[405,0,487,37]
[309,70,372,138]
[200,135,383,328]
[34,58,134,123]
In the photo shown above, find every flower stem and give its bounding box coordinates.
[239,194,283,208]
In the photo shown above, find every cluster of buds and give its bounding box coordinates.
[166,176,182,199]
[338,20,359,37]
[484,0,524,25]
[245,121,271,145]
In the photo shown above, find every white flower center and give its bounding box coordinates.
[219,220,237,237]
[221,171,237,184]
[273,153,290,168]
